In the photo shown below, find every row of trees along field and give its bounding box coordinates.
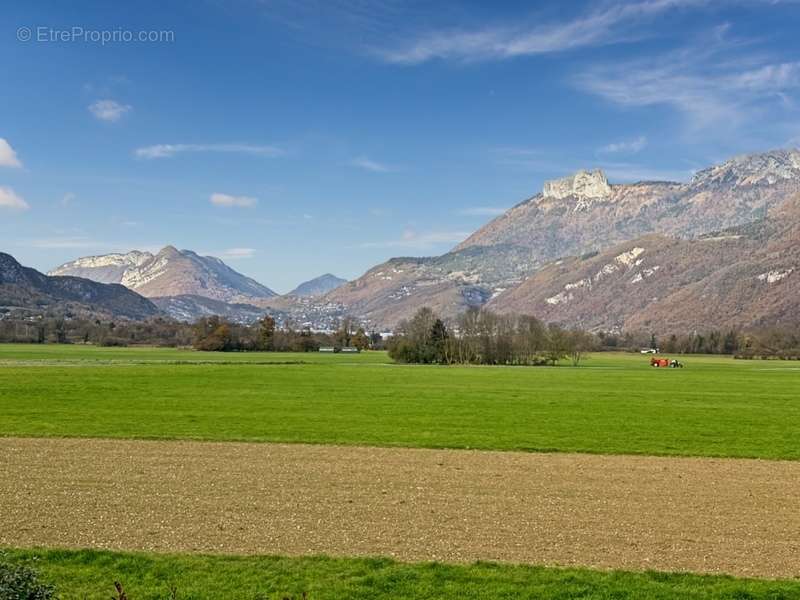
[596,328,800,359]
[388,307,595,366]
[0,313,373,351]
[1,310,798,358]
[0,314,195,347]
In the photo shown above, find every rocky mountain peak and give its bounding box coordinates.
[542,169,611,201]
[691,148,800,188]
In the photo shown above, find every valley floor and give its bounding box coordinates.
[1,345,799,597]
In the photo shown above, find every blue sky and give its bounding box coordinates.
[2,0,800,292]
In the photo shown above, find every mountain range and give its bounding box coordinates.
[49,247,348,324]
[324,149,800,329]
[18,148,800,333]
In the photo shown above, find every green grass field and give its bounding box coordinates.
[1,343,798,459]
[5,548,800,600]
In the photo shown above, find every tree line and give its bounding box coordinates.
[0,314,194,347]
[596,328,800,359]
[0,313,378,352]
[2,308,798,359]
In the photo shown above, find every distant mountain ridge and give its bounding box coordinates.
[323,148,800,329]
[288,273,347,297]
[50,246,277,304]
[1,253,158,320]
[457,149,800,252]
[34,148,800,332]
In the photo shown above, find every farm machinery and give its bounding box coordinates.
[650,357,684,368]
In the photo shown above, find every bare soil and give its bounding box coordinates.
[1,437,798,579]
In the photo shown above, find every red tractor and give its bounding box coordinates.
[650,357,684,368]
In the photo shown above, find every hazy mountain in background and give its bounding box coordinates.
[288,274,347,297]
[50,246,277,304]
[1,253,158,320]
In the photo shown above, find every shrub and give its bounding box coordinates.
[0,555,57,600]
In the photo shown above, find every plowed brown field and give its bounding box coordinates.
[1,437,798,578]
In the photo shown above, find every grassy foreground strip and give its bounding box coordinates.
[2,345,800,459]
[5,549,800,600]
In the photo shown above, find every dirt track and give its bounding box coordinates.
[1,437,798,579]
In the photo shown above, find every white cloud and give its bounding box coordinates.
[210,192,258,208]
[599,136,648,154]
[0,186,29,211]
[135,143,284,159]
[88,99,132,122]
[0,138,23,168]
[217,247,256,259]
[61,192,76,207]
[350,156,394,173]
[376,0,711,64]
[361,228,470,249]
[458,206,509,217]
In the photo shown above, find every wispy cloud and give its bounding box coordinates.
[0,138,23,168]
[599,135,648,154]
[349,156,395,173]
[61,192,76,207]
[375,0,711,64]
[209,192,258,208]
[0,186,29,211]
[88,99,132,122]
[216,247,256,259]
[135,143,284,159]
[573,27,800,134]
[361,228,469,249]
[458,206,509,217]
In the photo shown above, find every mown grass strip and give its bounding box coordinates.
[5,548,800,600]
